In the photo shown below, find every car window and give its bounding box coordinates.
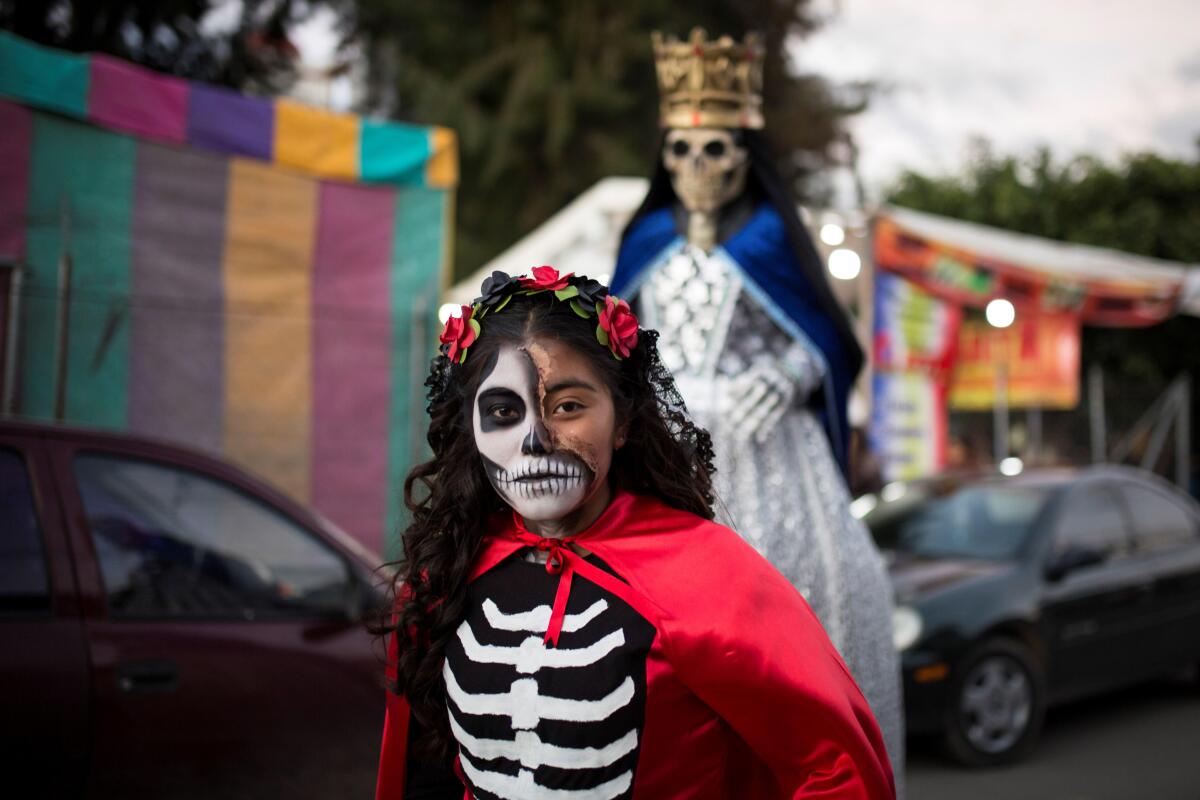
[1121,483,1198,553]
[1054,486,1129,560]
[74,454,351,620]
[0,448,51,613]
[867,484,1050,560]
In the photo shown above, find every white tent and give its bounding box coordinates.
[444,177,650,311]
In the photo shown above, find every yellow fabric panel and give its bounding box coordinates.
[273,98,359,180]
[426,126,458,188]
[222,158,316,502]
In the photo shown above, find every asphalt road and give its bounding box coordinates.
[906,678,1200,800]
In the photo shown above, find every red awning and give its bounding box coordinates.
[874,206,1200,327]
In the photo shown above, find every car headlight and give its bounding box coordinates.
[892,606,923,651]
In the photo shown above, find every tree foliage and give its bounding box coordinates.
[336,0,863,277]
[887,142,1200,471]
[0,0,310,92]
[888,140,1200,264]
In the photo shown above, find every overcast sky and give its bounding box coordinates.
[794,0,1200,196]
[283,1,1200,200]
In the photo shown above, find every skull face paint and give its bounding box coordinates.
[473,341,621,526]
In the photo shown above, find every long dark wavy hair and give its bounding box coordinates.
[381,289,715,755]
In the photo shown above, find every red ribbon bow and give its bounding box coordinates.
[509,525,580,648]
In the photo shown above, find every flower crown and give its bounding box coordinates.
[439,267,640,364]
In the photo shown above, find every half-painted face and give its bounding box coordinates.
[472,338,622,525]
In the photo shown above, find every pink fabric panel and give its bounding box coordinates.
[0,99,32,259]
[88,55,188,144]
[311,181,395,554]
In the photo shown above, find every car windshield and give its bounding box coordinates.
[867,484,1053,560]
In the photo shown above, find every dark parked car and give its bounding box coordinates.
[1,420,388,798]
[862,465,1200,766]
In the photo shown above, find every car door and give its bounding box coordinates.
[47,437,384,799]
[0,431,91,795]
[1039,481,1151,700]
[1116,478,1200,674]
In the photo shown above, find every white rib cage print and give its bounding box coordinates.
[457,620,626,675]
[460,752,633,800]
[449,588,641,800]
[483,598,609,633]
[444,666,635,730]
[448,711,638,770]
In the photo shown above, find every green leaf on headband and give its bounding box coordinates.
[459,347,469,364]
[595,325,610,347]
[569,299,591,318]
[494,294,512,312]
[554,285,579,301]
[595,301,604,315]
[611,350,622,360]
[468,318,481,337]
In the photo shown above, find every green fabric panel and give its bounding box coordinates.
[385,187,448,559]
[360,119,431,184]
[0,31,89,117]
[22,114,134,429]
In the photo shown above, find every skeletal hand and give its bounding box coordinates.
[728,361,796,443]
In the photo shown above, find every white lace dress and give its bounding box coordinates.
[639,246,905,795]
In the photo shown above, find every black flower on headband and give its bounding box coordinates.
[474,271,522,309]
[574,277,609,308]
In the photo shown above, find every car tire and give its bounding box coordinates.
[943,637,1046,767]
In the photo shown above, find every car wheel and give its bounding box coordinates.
[944,638,1045,767]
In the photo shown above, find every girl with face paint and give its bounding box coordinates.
[376,270,895,800]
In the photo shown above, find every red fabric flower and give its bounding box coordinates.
[439,305,478,362]
[520,265,573,292]
[598,295,639,358]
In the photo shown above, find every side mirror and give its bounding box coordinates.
[1045,545,1107,582]
[343,572,390,622]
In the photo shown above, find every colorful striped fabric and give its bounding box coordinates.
[0,34,456,558]
[0,30,456,189]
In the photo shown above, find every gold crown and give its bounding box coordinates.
[652,27,764,130]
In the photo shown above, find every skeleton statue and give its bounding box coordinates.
[662,128,750,252]
[612,29,906,795]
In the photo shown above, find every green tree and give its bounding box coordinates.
[0,0,310,91]
[336,0,864,278]
[887,142,1200,475]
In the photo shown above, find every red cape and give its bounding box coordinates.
[377,491,895,799]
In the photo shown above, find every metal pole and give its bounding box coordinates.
[994,361,1008,463]
[409,292,430,472]
[1028,406,1042,464]
[1089,364,1106,463]
[1176,375,1191,492]
[2,266,22,415]
[858,214,877,418]
[1141,378,1185,474]
[53,195,73,422]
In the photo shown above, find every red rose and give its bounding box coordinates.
[598,295,639,358]
[439,305,478,362]
[520,265,573,292]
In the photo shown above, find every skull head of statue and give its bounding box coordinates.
[662,128,749,215]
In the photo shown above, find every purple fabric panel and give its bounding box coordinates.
[88,55,188,144]
[129,143,228,453]
[187,84,273,161]
[311,182,394,554]
[0,99,32,259]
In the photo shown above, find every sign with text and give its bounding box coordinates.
[949,315,1081,410]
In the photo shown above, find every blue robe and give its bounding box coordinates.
[613,203,858,476]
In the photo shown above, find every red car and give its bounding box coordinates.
[1,420,389,798]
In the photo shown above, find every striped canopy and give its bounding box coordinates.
[0,32,457,557]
